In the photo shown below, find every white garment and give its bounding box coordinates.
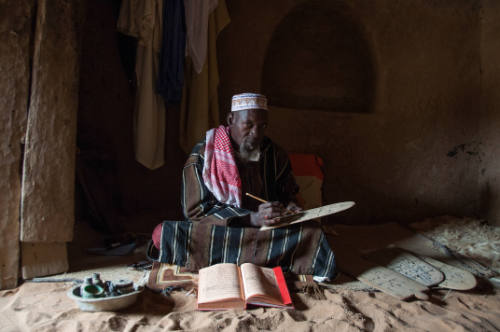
[183,0,218,74]
[118,0,166,169]
[312,276,331,283]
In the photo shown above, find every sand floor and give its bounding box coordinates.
[1,217,499,332]
[1,280,498,331]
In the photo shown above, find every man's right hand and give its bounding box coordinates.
[249,201,284,227]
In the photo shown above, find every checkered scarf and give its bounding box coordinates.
[202,125,242,207]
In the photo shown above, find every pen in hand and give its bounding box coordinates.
[245,193,297,216]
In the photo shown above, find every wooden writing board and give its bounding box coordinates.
[393,234,479,289]
[330,224,479,292]
[394,232,495,279]
[416,256,476,290]
[260,201,355,231]
[363,248,444,287]
[329,237,429,300]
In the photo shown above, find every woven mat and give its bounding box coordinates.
[147,262,374,297]
[147,262,198,291]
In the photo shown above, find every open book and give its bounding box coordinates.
[197,263,293,311]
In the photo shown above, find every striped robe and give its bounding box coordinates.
[154,137,336,278]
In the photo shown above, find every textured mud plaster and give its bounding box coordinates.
[0,0,33,289]
[218,0,482,223]
[261,0,375,113]
[479,0,500,226]
[21,0,83,242]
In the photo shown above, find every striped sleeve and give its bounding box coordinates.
[181,143,251,226]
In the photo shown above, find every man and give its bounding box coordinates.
[151,93,336,281]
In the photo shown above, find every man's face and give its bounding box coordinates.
[228,109,268,152]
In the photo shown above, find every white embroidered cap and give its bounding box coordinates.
[231,93,268,112]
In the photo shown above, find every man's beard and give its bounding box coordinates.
[238,141,260,163]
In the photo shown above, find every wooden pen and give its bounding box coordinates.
[245,192,268,204]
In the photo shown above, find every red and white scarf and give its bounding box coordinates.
[202,125,242,207]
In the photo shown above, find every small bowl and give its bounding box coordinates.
[81,284,105,298]
[68,284,143,312]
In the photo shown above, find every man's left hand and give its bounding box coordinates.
[285,201,303,213]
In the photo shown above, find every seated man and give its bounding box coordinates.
[151,93,336,281]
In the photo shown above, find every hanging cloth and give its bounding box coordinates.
[118,0,166,169]
[157,0,186,104]
[184,0,219,74]
[179,0,230,153]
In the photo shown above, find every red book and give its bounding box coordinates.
[197,263,294,311]
[272,266,293,307]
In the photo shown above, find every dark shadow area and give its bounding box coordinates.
[262,0,375,112]
[76,0,185,241]
[289,293,309,311]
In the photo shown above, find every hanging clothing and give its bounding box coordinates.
[179,0,230,153]
[118,0,166,169]
[156,0,186,104]
[112,0,137,86]
[184,0,219,74]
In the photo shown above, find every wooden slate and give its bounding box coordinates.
[393,232,496,279]
[356,265,429,301]
[20,0,83,242]
[328,236,429,300]
[260,201,355,231]
[416,256,476,290]
[332,223,496,279]
[363,248,444,287]
[0,0,34,289]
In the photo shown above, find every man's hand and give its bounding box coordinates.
[249,201,284,227]
[285,201,303,213]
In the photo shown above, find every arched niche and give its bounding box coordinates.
[262,0,375,113]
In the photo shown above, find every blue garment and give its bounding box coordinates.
[157,0,186,104]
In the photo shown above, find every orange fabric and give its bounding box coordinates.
[288,153,324,180]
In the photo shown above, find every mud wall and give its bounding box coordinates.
[218,0,482,224]
[479,0,500,226]
[77,0,495,228]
